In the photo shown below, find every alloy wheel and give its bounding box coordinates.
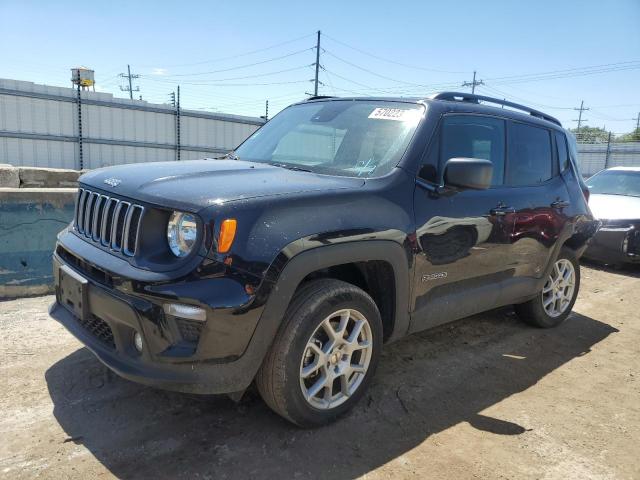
[542,258,576,318]
[299,309,373,410]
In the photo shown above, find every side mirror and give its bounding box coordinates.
[444,158,493,190]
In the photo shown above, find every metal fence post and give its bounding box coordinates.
[176,85,181,161]
[76,81,84,170]
[604,131,612,169]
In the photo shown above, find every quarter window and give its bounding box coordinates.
[506,123,553,186]
[555,131,569,171]
[440,116,505,186]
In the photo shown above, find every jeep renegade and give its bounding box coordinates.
[50,92,598,427]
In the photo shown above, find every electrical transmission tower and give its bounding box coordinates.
[119,64,140,100]
[462,70,484,94]
[572,100,590,134]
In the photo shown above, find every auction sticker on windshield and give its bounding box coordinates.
[368,107,419,122]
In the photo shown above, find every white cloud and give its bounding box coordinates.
[151,68,168,76]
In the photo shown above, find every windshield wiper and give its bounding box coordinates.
[268,162,312,173]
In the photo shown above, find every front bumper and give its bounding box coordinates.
[50,247,268,394]
[584,223,640,265]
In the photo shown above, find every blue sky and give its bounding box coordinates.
[1,0,639,133]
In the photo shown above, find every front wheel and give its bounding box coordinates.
[515,248,580,328]
[256,279,382,427]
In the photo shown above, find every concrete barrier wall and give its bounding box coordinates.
[0,188,75,298]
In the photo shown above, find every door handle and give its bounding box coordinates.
[490,206,516,216]
[551,199,571,209]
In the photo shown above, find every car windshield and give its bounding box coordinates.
[234,100,423,178]
[586,170,640,197]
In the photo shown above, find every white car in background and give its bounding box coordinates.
[584,167,640,265]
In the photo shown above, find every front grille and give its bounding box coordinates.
[76,314,116,349]
[176,318,204,343]
[74,188,144,256]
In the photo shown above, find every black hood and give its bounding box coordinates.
[79,160,365,212]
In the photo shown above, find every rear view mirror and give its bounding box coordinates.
[444,158,493,190]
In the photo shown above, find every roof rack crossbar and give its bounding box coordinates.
[430,91,561,126]
[305,95,336,101]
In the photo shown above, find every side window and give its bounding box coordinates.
[506,122,553,186]
[555,131,569,171]
[440,115,505,186]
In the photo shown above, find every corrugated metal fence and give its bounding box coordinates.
[0,79,264,169]
[577,141,640,177]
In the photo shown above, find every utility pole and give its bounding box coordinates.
[462,70,484,94]
[573,100,590,135]
[260,100,269,121]
[313,30,321,96]
[119,64,140,100]
[634,112,640,132]
[605,131,612,169]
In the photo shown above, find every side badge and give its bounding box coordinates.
[422,272,447,282]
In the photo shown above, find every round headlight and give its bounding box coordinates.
[167,212,198,257]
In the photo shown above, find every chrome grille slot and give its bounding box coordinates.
[73,189,144,257]
[111,201,129,251]
[84,192,98,238]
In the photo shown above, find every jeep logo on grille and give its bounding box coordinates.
[104,177,122,187]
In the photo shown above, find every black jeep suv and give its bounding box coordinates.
[50,92,597,427]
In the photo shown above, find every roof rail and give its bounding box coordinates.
[430,91,561,126]
[305,95,336,101]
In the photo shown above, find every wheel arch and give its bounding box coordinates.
[261,240,411,345]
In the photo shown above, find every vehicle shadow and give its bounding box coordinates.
[45,309,617,480]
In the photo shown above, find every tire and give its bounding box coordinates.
[515,248,580,328]
[256,279,383,427]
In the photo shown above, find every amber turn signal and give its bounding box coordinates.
[217,219,237,253]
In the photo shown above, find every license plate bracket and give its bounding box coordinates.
[59,265,89,321]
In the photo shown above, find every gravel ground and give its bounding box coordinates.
[0,262,639,480]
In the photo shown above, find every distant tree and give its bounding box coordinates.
[616,127,640,142]
[568,126,610,143]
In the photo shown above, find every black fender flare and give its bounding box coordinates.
[227,240,411,392]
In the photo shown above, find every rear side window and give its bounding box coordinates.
[555,131,569,171]
[440,115,505,186]
[506,123,553,186]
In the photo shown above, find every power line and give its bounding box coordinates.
[139,33,315,69]
[151,48,314,77]
[322,49,432,86]
[144,64,312,84]
[486,60,640,81]
[322,33,468,74]
[140,79,312,87]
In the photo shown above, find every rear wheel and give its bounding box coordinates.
[515,248,580,328]
[256,279,382,427]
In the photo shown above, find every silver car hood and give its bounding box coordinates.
[589,193,640,220]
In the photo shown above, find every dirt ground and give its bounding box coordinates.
[1,262,639,480]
